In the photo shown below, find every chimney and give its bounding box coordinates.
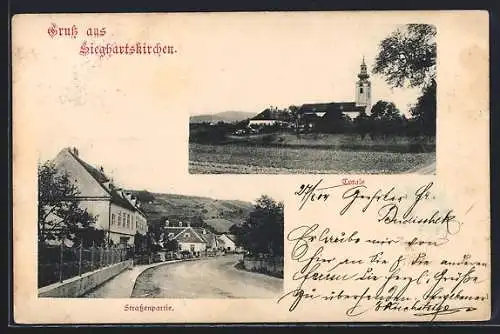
[203,229,206,235]
[73,147,79,156]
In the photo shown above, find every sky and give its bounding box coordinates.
[185,21,422,117]
[20,15,425,197]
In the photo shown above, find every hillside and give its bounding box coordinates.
[189,111,256,124]
[128,190,254,234]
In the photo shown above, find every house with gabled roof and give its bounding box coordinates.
[248,107,292,128]
[163,221,207,255]
[193,227,219,251]
[51,147,148,246]
[162,221,222,256]
[217,234,237,252]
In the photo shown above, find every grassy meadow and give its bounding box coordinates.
[189,142,436,174]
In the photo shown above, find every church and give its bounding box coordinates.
[247,58,372,130]
[296,58,372,131]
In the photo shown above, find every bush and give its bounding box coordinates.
[133,190,155,203]
[189,123,237,144]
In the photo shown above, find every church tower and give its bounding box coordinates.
[355,57,371,114]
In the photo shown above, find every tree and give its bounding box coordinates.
[78,227,106,248]
[370,100,401,121]
[200,222,218,234]
[410,78,436,136]
[373,24,437,138]
[373,24,436,89]
[133,190,155,203]
[134,232,149,254]
[288,105,301,132]
[234,118,250,129]
[369,101,404,138]
[146,232,161,253]
[189,215,204,226]
[38,161,100,246]
[164,239,179,252]
[232,195,284,256]
[353,111,372,139]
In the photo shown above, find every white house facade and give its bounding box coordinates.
[52,147,148,246]
[217,234,237,252]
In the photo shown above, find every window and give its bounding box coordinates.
[111,214,115,226]
[168,233,174,239]
[118,212,121,226]
[185,233,190,238]
[360,87,364,93]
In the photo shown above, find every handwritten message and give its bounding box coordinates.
[279,179,489,321]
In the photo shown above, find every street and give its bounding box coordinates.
[130,254,283,298]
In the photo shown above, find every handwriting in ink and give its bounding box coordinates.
[294,179,344,210]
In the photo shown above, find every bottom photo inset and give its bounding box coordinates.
[38,147,284,299]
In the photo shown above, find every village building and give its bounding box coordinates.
[192,227,219,253]
[51,147,148,246]
[162,221,234,256]
[247,107,293,128]
[217,234,238,252]
[162,221,210,256]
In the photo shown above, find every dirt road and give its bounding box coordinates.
[131,255,283,299]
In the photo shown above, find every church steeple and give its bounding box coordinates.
[355,57,371,113]
[358,56,369,81]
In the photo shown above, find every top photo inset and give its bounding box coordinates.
[188,23,436,175]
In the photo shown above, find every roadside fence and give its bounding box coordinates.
[38,243,134,288]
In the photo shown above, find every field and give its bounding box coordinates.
[128,190,254,232]
[189,142,436,174]
[203,218,238,233]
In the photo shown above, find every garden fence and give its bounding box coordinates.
[38,243,134,288]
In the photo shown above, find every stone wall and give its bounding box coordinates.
[38,260,133,298]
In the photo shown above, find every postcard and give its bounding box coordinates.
[12,11,490,324]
